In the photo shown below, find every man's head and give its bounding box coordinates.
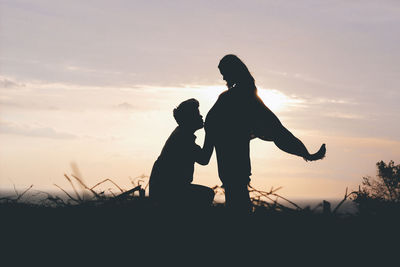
[173,98,204,131]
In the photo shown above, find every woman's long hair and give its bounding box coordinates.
[218,54,257,94]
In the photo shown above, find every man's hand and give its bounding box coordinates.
[304,144,326,162]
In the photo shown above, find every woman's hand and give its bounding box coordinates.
[304,144,326,162]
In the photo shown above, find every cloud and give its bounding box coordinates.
[0,121,77,139]
[313,98,358,105]
[0,100,25,108]
[0,76,25,89]
[323,112,364,120]
[266,70,362,91]
[114,102,135,110]
[0,100,59,110]
[65,65,127,76]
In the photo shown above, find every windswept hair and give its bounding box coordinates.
[218,54,257,94]
[173,98,199,126]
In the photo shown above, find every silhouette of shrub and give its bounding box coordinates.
[352,160,400,215]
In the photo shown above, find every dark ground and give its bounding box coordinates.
[1,198,399,266]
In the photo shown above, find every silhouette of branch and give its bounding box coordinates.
[115,185,141,200]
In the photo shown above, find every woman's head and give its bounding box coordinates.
[218,54,256,91]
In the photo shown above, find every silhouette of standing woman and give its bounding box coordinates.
[202,54,326,213]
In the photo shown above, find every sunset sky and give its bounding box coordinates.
[1,0,399,199]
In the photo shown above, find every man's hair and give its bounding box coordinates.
[173,98,199,126]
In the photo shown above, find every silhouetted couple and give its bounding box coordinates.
[149,54,326,213]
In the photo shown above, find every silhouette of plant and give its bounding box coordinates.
[352,160,400,215]
[1,173,355,216]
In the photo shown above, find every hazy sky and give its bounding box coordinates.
[1,0,399,199]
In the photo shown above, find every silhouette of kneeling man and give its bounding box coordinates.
[149,98,215,207]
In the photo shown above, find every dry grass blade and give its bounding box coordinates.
[269,186,283,194]
[15,184,34,202]
[64,174,82,201]
[70,174,100,198]
[108,189,116,197]
[248,184,302,211]
[332,187,358,214]
[90,178,124,193]
[54,183,80,203]
[269,193,302,210]
[13,184,19,197]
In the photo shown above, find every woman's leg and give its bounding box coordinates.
[223,183,251,214]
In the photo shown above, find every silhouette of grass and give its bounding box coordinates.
[0,173,353,216]
[2,162,399,220]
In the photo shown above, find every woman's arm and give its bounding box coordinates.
[195,130,214,165]
[252,94,326,161]
[273,125,325,161]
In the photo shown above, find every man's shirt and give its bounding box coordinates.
[149,126,203,189]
